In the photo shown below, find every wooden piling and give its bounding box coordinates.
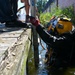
[31,0,39,67]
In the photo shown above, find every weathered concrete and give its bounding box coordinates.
[0,26,31,75]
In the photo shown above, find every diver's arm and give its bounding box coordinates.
[36,25,66,46]
[30,16,75,46]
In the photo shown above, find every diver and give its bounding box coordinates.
[30,16,75,67]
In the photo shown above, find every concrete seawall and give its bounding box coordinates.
[0,27,31,75]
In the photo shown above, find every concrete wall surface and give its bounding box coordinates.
[58,0,75,9]
[0,27,31,75]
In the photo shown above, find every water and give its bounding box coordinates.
[27,40,75,75]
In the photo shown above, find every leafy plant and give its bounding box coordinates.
[40,12,52,25]
[61,6,75,24]
[39,6,75,25]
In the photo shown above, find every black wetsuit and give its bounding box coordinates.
[36,25,75,66]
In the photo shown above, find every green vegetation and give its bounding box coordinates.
[39,6,75,25]
[36,0,48,14]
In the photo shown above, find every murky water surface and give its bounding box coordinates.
[28,40,75,75]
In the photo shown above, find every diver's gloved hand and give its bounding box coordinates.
[30,16,40,27]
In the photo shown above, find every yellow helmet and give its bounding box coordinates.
[56,18,72,34]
